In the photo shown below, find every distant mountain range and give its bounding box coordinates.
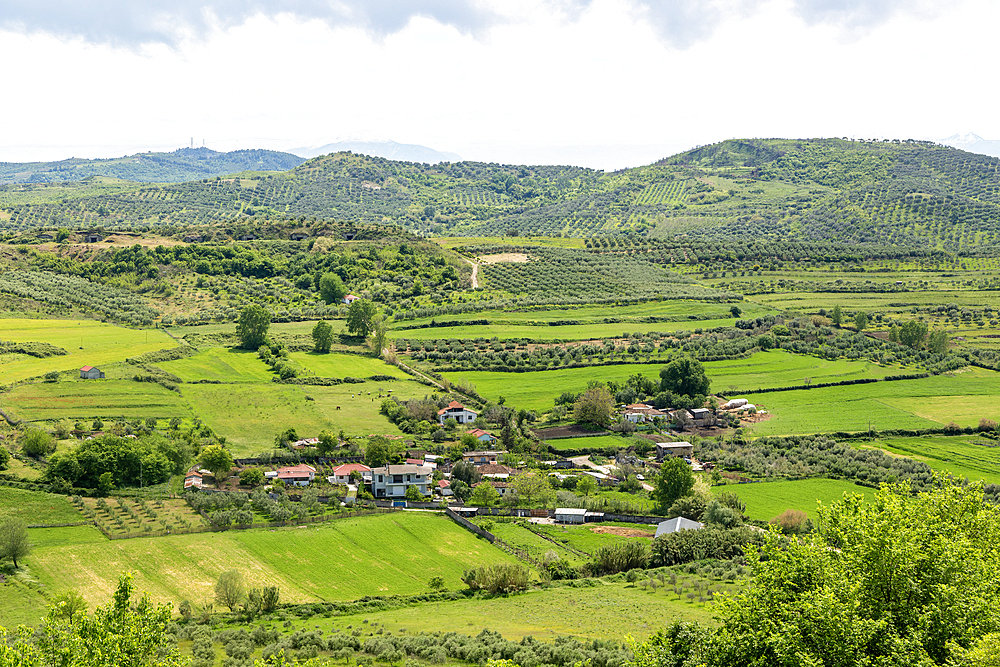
[290,140,461,164]
[0,147,306,185]
[939,133,1000,159]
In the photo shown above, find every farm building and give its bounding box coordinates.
[84,233,103,243]
[478,463,515,479]
[438,401,479,425]
[79,366,105,379]
[656,442,693,461]
[239,233,257,241]
[289,232,309,241]
[655,517,704,537]
[690,408,712,423]
[370,463,430,498]
[343,294,360,304]
[275,464,317,487]
[554,508,587,524]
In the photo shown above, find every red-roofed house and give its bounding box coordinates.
[437,479,453,497]
[468,428,497,444]
[79,366,105,379]
[343,294,360,304]
[438,401,478,425]
[328,463,371,485]
[275,464,317,487]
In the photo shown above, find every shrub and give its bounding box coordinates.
[461,563,530,594]
[588,541,649,575]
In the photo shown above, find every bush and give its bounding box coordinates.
[461,563,530,594]
[770,509,812,535]
[651,526,767,566]
[588,541,649,575]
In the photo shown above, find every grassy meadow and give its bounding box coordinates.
[0,318,176,384]
[711,478,870,521]
[0,487,84,525]
[4,380,194,422]
[740,368,1000,435]
[865,434,1000,485]
[156,347,275,382]
[290,351,409,379]
[11,513,518,625]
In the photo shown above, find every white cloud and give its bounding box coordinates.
[0,0,996,169]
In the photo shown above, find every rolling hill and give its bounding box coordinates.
[3,138,1000,252]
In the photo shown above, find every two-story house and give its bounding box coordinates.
[370,463,430,498]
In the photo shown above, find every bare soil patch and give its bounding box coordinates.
[478,253,529,264]
[589,525,654,538]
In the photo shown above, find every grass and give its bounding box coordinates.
[156,347,274,382]
[3,380,194,422]
[0,318,175,384]
[0,487,84,525]
[290,352,409,379]
[83,497,205,538]
[396,320,745,342]
[708,349,904,392]
[741,368,1000,435]
[711,478,869,521]
[182,380,428,456]
[475,519,587,565]
[22,512,519,612]
[323,579,722,640]
[530,523,655,555]
[865,435,1000,485]
[543,435,630,451]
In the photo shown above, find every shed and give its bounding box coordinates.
[654,517,704,538]
[656,442,693,461]
[79,365,105,379]
[289,232,309,241]
[85,233,103,243]
[554,508,587,524]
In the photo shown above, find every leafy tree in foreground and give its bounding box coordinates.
[509,472,555,508]
[318,272,347,305]
[899,319,929,349]
[364,435,395,468]
[650,457,694,513]
[0,518,30,569]
[659,356,710,399]
[346,299,378,338]
[469,482,501,507]
[20,427,55,457]
[235,304,270,350]
[311,320,333,353]
[629,481,1000,667]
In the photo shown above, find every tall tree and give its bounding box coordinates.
[318,272,347,304]
[346,299,378,338]
[659,356,711,398]
[368,314,389,358]
[214,570,246,612]
[0,518,30,568]
[364,436,395,468]
[899,320,929,349]
[650,457,694,513]
[235,304,270,350]
[573,386,614,427]
[311,320,333,353]
[854,311,869,331]
[831,304,843,327]
[469,482,500,507]
[200,445,234,486]
[509,472,556,508]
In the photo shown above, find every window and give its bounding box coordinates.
[393,475,403,484]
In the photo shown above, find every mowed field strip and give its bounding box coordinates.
[4,380,194,422]
[710,478,870,521]
[0,318,176,383]
[867,434,1000,485]
[742,368,1000,435]
[24,513,519,611]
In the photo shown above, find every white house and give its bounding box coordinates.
[370,463,431,498]
[275,464,316,487]
[328,463,370,485]
[343,294,360,304]
[79,366,105,379]
[438,401,478,425]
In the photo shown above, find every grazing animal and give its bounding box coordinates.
[336,406,341,410]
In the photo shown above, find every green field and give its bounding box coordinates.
[749,289,1000,313]
[178,383,408,456]
[323,579,723,640]
[867,435,1000,485]
[711,478,869,521]
[156,347,275,382]
[0,318,175,384]
[396,319,745,342]
[708,349,902,392]
[290,351,409,379]
[741,368,1000,435]
[4,380,194,422]
[0,487,84,525]
[15,513,517,623]
[531,523,655,555]
[477,520,588,566]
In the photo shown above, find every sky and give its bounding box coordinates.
[0,0,997,170]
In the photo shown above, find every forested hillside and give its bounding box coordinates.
[0,147,304,184]
[3,139,1000,252]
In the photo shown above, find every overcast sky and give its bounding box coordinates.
[0,0,995,169]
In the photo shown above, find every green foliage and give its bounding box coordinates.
[854,311,869,331]
[509,472,556,508]
[215,569,247,612]
[405,484,424,502]
[899,319,929,349]
[0,518,31,568]
[650,526,767,567]
[651,458,695,512]
[461,562,530,594]
[346,299,379,338]
[239,467,265,488]
[365,435,396,468]
[573,386,615,427]
[0,445,8,470]
[587,541,649,576]
[318,272,347,305]
[20,427,54,457]
[46,434,187,489]
[236,304,271,350]
[659,356,710,398]
[311,320,333,353]
[201,445,234,484]
[469,482,501,507]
